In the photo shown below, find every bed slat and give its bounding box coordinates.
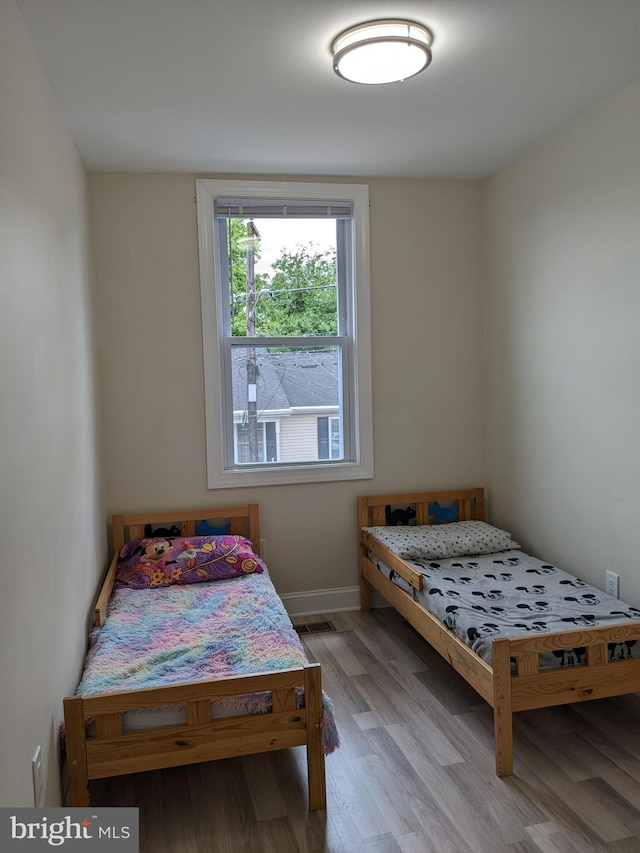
[586,644,608,666]
[229,518,244,536]
[515,654,539,676]
[509,623,640,653]
[272,688,297,712]
[81,668,308,715]
[416,502,429,525]
[511,658,640,712]
[187,700,211,726]
[129,524,144,541]
[248,504,260,553]
[85,711,308,780]
[122,505,252,526]
[95,713,123,739]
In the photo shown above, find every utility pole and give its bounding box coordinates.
[246,220,260,462]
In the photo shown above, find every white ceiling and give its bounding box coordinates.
[16,0,640,178]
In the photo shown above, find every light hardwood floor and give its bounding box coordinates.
[91,608,640,852]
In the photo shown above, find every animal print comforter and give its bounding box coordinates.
[367,546,640,669]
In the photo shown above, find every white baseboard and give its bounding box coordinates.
[280,585,387,617]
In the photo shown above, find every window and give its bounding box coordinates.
[235,420,278,464]
[196,179,373,488]
[318,416,341,460]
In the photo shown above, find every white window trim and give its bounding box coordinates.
[196,178,373,488]
[329,414,342,460]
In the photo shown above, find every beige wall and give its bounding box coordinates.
[484,83,640,606]
[89,173,486,596]
[0,0,105,806]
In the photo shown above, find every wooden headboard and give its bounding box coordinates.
[95,504,260,627]
[111,504,260,553]
[357,488,484,529]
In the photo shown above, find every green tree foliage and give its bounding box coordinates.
[260,245,337,336]
[228,219,338,337]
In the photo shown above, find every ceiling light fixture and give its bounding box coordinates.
[332,19,432,85]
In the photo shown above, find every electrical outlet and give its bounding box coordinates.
[606,570,620,598]
[32,745,44,806]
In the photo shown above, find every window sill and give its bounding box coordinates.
[207,458,374,489]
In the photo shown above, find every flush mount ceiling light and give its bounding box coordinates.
[332,19,432,85]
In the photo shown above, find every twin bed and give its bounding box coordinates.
[359,487,640,776]
[63,504,337,811]
[65,488,640,809]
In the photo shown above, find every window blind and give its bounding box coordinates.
[215,198,353,219]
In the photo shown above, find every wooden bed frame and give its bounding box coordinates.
[359,488,640,777]
[64,504,326,810]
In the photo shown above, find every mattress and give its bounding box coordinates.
[366,544,640,669]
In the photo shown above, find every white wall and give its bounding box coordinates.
[0,0,105,806]
[89,174,485,598]
[484,83,640,606]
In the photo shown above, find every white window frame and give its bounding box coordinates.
[329,415,341,460]
[196,179,373,488]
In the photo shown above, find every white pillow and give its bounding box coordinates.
[363,521,520,561]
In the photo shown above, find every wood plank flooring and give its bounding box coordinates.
[91,608,640,852]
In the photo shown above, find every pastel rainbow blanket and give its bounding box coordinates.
[76,573,339,753]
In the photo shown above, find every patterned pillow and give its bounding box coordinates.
[363,521,520,561]
[115,535,264,589]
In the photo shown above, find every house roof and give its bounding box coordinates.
[232,349,338,414]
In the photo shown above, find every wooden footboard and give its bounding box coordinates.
[493,624,640,775]
[358,489,640,778]
[64,663,326,810]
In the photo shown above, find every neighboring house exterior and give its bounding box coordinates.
[231,349,340,464]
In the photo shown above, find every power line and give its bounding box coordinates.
[231,283,337,302]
